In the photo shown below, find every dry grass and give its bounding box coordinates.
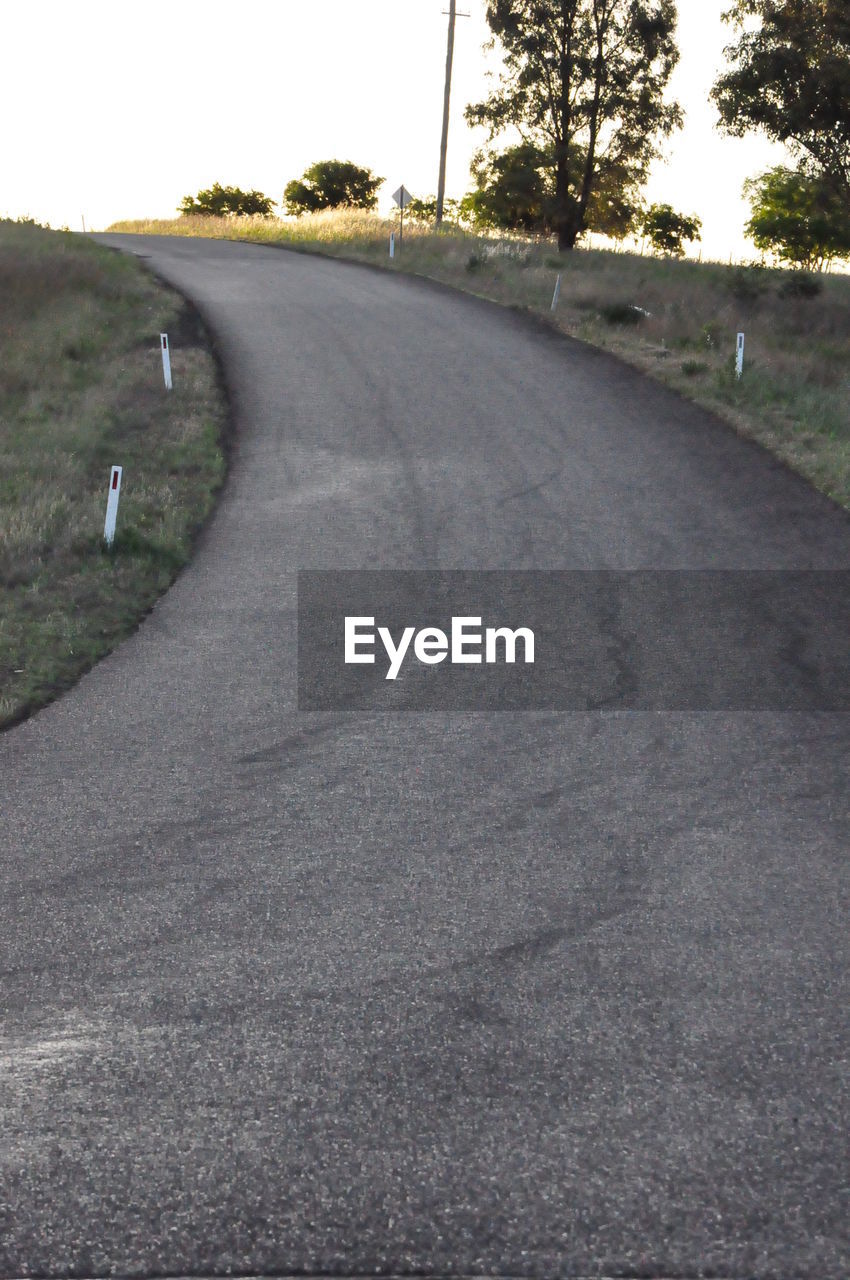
[0,219,228,730]
[110,210,850,510]
[110,208,392,248]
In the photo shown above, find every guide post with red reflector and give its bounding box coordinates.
[160,332,172,390]
[103,466,122,547]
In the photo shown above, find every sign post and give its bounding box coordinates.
[103,466,122,547]
[392,185,413,249]
[160,333,173,391]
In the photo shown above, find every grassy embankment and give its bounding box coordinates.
[0,219,228,731]
[110,210,850,511]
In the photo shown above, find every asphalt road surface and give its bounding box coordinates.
[1,234,848,1279]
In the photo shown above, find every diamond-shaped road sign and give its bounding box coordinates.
[392,185,413,209]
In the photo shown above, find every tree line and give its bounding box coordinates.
[179,0,850,270]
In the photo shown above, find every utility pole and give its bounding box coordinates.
[436,1,468,226]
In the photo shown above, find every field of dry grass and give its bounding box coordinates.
[110,210,850,511]
[0,219,228,730]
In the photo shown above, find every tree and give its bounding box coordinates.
[744,165,850,270]
[584,158,644,241]
[712,1,850,201]
[465,0,682,251]
[179,183,274,216]
[642,203,702,255]
[466,142,556,234]
[460,140,643,240]
[284,160,383,216]
[463,139,642,241]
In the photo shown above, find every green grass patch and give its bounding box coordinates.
[109,210,850,511]
[0,219,228,731]
[681,359,710,377]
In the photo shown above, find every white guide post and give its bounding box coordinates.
[390,232,395,260]
[160,332,173,390]
[736,332,745,380]
[103,466,122,547]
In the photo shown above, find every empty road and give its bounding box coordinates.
[1,235,848,1278]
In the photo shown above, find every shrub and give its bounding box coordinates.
[406,196,465,225]
[179,183,274,217]
[728,264,770,302]
[600,302,646,325]
[778,272,823,299]
[284,160,383,216]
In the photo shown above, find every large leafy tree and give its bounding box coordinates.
[179,183,274,216]
[712,1,850,200]
[465,140,641,238]
[744,165,850,270]
[284,160,383,216]
[465,0,682,250]
[466,142,556,233]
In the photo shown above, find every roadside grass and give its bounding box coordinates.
[110,211,850,510]
[0,219,228,731]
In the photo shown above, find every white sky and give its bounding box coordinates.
[1,0,787,259]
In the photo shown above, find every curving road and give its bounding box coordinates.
[1,234,848,1278]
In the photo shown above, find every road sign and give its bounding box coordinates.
[393,186,414,249]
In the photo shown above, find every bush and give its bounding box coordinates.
[284,160,383,216]
[728,264,770,303]
[600,302,646,325]
[778,272,823,299]
[179,183,274,217]
[405,195,465,226]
